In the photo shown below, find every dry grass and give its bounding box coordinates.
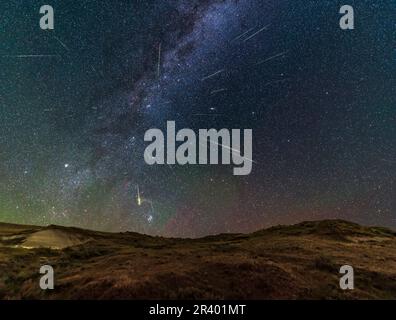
[0,219,395,300]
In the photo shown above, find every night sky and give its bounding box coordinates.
[0,1,395,237]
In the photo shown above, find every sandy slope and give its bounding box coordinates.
[0,226,90,249]
[18,229,90,249]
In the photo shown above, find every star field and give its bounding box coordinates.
[0,0,395,237]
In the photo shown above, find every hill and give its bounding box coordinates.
[0,220,395,299]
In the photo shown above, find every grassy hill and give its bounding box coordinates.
[0,220,395,299]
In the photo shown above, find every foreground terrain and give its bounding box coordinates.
[0,220,395,299]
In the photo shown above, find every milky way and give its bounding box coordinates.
[0,0,395,236]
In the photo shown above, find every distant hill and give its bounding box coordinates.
[0,220,395,299]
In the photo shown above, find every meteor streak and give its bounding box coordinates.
[54,36,70,51]
[257,51,289,65]
[157,43,162,78]
[1,54,61,58]
[231,27,255,42]
[243,24,270,42]
[205,139,256,164]
[201,69,225,81]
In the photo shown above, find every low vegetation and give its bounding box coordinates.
[0,220,395,299]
